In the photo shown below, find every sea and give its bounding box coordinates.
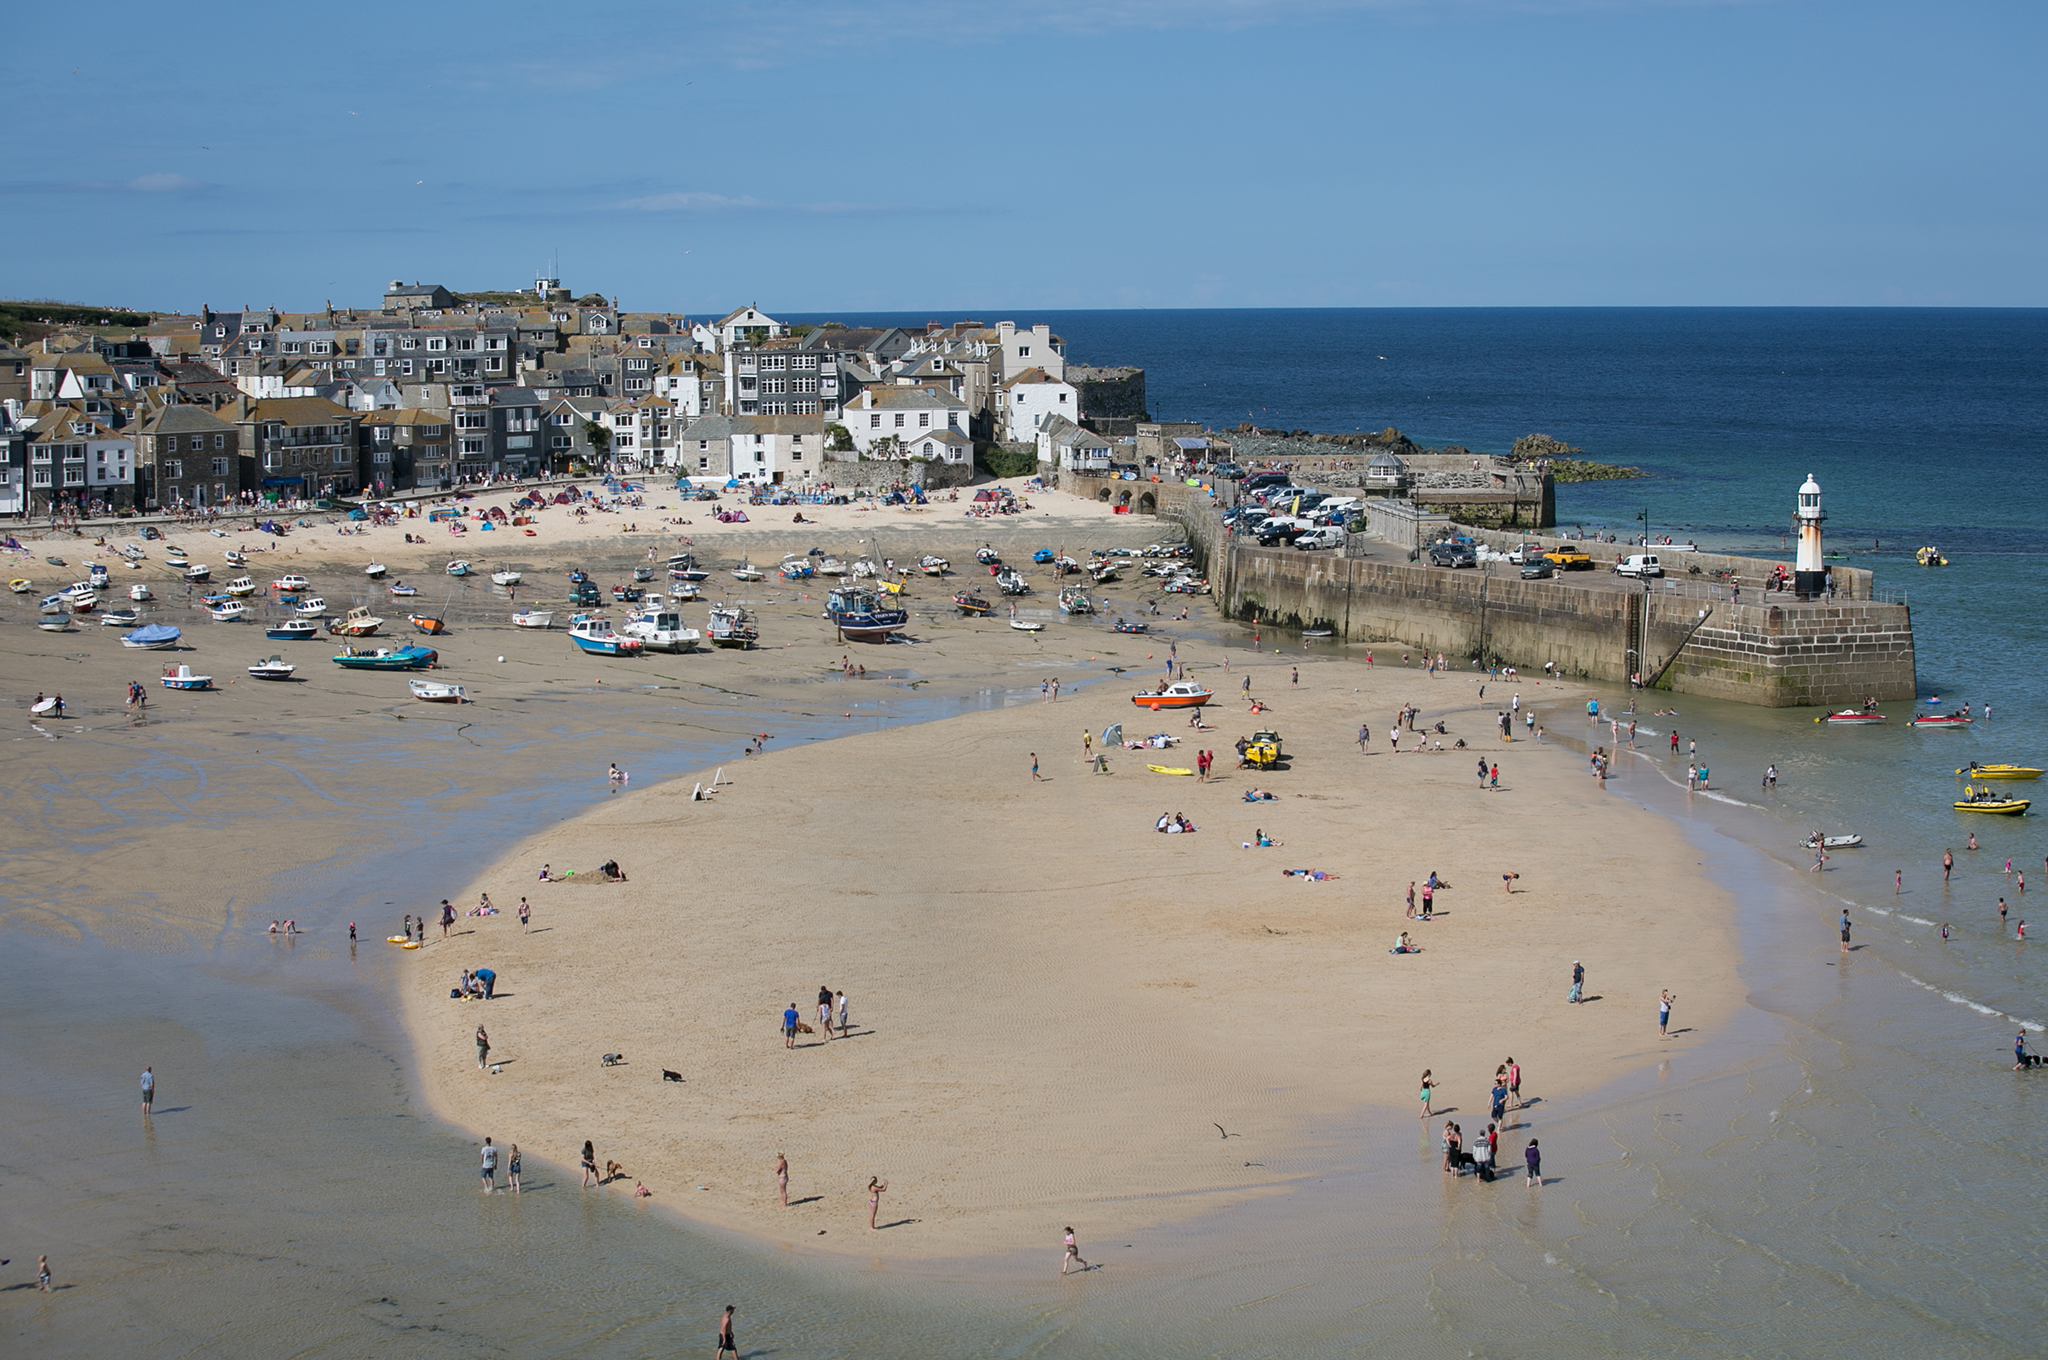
[6,309,2047,1357]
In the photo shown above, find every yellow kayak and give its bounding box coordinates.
[1957,764,2043,780]
[1147,764,1195,775]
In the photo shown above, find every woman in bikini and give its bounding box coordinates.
[581,1140,598,1189]
[775,1153,789,1208]
[868,1176,889,1231]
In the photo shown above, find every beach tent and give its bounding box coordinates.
[1102,723,1123,747]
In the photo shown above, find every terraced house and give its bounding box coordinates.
[26,406,134,515]
[136,404,240,509]
[229,396,361,499]
[358,408,451,491]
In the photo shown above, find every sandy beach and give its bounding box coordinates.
[3,480,1739,1268]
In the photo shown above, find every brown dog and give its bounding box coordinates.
[793,1020,816,1035]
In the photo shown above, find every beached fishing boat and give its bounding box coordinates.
[731,560,765,582]
[632,565,655,583]
[1955,787,2029,815]
[225,549,248,567]
[511,609,555,630]
[826,585,908,643]
[225,576,259,597]
[1089,561,1122,584]
[408,678,465,702]
[667,555,710,582]
[266,618,319,641]
[162,549,187,568]
[117,544,145,561]
[160,664,213,690]
[919,555,949,577]
[99,608,142,626]
[407,614,446,635]
[183,564,211,582]
[35,616,71,632]
[446,560,472,577]
[1132,680,1213,711]
[1957,763,2043,780]
[621,610,701,653]
[996,568,1031,596]
[568,569,590,584]
[7,578,30,593]
[706,604,758,649]
[1911,714,1972,728]
[611,584,644,602]
[248,655,298,681]
[87,563,109,584]
[67,593,98,613]
[816,556,847,577]
[293,596,329,617]
[491,569,521,586]
[778,555,815,581]
[1112,620,1149,634]
[272,574,310,593]
[1009,618,1044,632]
[1057,587,1097,615]
[850,557,877,579]
[976,546,1001,565]
[331,644,438,670]
[953,592,992,616]
[207,600,250,621]
[128,582,152,601]
[122,624,181,650]
[1819,710,1887,724]
[60,580,97,602]
[667,579,702,602]
[388,583,417,597]
[365,562,389,579]
[328,606,384,637]
[568,617,644,656]
[1801,834,1864,849]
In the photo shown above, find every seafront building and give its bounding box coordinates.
[0,280,1144,515]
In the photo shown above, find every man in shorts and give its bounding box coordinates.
[480,1137,498,1192]
[140,1065,154,1118]
[783,1002,800,1049]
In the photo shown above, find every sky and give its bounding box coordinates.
[2,0,2043,315]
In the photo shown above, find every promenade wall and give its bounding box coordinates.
[1070,474,1917,708]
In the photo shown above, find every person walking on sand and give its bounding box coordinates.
[1030,752,1042,782]
[1507,1057,1522,1111]
[441,899,456,939]
[480,1137,498,1192]
[1524,1138,1542,1186]
[1419,1070,1436,1118]
[776,1152,790,1207]
[581,1140,598,1188]
[784,1001,800,1049]
[1840,909,1853,953]
[1490,1072,1509,1129]
[818,985,835,1040]
[518,898,530,932]
[1659,989,1675,1035]
[716,1305,738,1359]
[1568,961,1585,1003]
[867,1176,889,1231]
[1490,763,1499,790]
[507,1143,522,1193]
[1895,870,1902,896]
[475,1024,490,1070]
[140,1065,155,1118]
[1062,1227,1089,1275]
[1291,666,1298,687]
[1359,724,1370,753]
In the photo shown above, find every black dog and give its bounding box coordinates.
[601,1052,624,1067]
[662,1069,684,1083]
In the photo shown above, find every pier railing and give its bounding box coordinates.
[1630,575,1906,607]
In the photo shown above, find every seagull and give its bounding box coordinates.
[1214,1123,1237,1139]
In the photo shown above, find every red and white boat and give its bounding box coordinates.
[1132,680,1213,710]
[1911,714,1972,728]
[1821,710,1887,724]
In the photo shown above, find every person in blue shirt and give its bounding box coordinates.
[783,1003,800,1049]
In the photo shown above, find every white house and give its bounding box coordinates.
[903,427,972,467]
[995,322,1064,380]
[694,306,787,354]
[999,367,1079,443]
[656,355,720,417]
[1034,414,1111,471]
[838,382,968,456]
[681,413,823,485]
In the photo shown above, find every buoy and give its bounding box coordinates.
[498,655,505,662]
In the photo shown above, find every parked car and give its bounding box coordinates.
[1519,557,1556,579]
[1542,544,1594,569]
[1427,542,1479,568]
[1240,472,1290,492]
[569,582,602,606]
[1613,553,1664,578]
[1257,517,1314,547]
[1294,526,1346,551]
[1507,542,1546,564]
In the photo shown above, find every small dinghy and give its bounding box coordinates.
[267,618,320,641]
[1820,710,1886,724]
[491,570,521,586]
[1112,620,1149,634]
[388,583,418,598]
[731,561,765,582]
[1801,834,1863,850]
[248,655,298,681]
[511,609,555,630]
[953,592,992,616]
[8,578,31,594]
[99,608,142,626]
[122,624,182,650]
[36,616,72,632]
[408,678,465,703]
[160,664,213,691]
[446,560,471,577]
[1009,618,1045,632]
[408,614,446,635]
[365,562,389,579]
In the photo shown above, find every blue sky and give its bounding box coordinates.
[3,1,2042,314]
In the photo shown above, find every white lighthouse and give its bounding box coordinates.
[1794,472,1826,599]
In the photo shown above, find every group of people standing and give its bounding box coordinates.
[1422,1062,1542,1185]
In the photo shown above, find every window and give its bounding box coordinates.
[1019,346,1029,357]
[551,435,572,449]
[869,414,881,428]
[372,448,391,464]
[332,449,348,465]
[31,468,49,486]
[426,337,447,352]
[740,376,756,391]
[793,377,817,393]
[698,456,709,470]
[761,356,786,371]
[214,433,226,450]
[164,459,183,479]
[762,378,785,395]
[399,359,414,376]
[486,357,503,373]
[918,413,930,427]
[373,360,387,376]
[791,449,802,461]
[893,413,905,428]
[63,466,84,485]
[400,337,417,350]
[457,413,487,430]
[212,458,230,476]
[552,412,573,426]
[460,439,485,455]
[374,425,394,443]
[427,359,446,374]
[1059,392,1068,402]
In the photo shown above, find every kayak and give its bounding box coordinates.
[1146,765,1195,775]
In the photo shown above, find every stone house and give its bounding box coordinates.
[838,382,968,455]
[137,404,240,509]
[229,396,361,500]
[359,409,452,491]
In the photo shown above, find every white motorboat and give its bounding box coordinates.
[490,570,522,586]
[225,549,249,567]
[408,678,466,703]
[667,580,702,602]
[248,655,298,681]
[117,544,146,561]
[7,578,32,594]
[164,549,189,568]
[817,557,847,576]
[122,624,182,649]
[622,610,702,653]
[99,608,142,626]
[272,574,310,592]
[208,528,226,538]
[568,616,644,656]
[183,564,211,582]
[1009,618,1045,632]
[730,561,765,582]
[265,618,320,641]
[706,604,758,649]
[208,600,251,622]
[446,560,472,577]
[851,558,877,579]
[511,609,555,629]
[36,616,72,632]
[225,576,260,597]
[920,555,949,576]
[160,664,213,690]
[365,562,389,579]
[129,582,153,601]
[295,596,329,617]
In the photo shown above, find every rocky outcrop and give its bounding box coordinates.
[1510,433,1582,461]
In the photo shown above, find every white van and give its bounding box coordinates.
[1613,554,1664,578]
[1294,526,1346,551]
